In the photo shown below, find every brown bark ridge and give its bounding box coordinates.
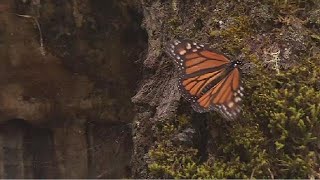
[0,0,147,178]
[131,1,182,178]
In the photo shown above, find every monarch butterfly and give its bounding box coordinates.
[166,39,244,120]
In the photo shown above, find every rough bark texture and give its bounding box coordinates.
[1,0,320,178]
[130,1,180,177]
[0,0,145,178]
[132,0,320,179]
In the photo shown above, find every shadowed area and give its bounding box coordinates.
[0,0,147,178]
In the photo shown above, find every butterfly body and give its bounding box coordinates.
[166,39,244,120]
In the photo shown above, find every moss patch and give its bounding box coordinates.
[148,0,320,178]
[149,52,320,179]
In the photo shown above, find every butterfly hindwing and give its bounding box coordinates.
[166,39,243,120]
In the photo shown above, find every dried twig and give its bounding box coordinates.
[268,168,274,179]
[14,13,46,56]
[250,167,256,179]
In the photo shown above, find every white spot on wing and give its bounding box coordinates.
[235,97,241,102]
[228,102,234,108]
[179,50,187,55]
[186,43,191,49]
[174,40,180,45]
[222,105,227,110]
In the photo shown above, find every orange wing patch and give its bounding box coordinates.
[186,60,224,74]
[190,80,205,95]
[232,68,240,90]
[194,68,243,120]
[182,68,225,97]
[185,53,199,59]
[185,81,197,91]
[182,76,198,86]
[166,39,243,120]
[185,57,206,67]
[213,69,237,104]
[200,50,229,62]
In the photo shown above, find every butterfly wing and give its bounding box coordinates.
[166,39,230,75]
[192,68,243,120]
[166,39,243,120]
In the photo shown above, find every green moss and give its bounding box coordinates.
[149,54,320,179]
[210,16,254,53]
[243,57,320,178]
[149,144,199,179]
[153,0,320,178]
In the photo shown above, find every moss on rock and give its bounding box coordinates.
[146,0,320,178]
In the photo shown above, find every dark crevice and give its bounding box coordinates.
[0,119,56,178]
[191,114,209,162]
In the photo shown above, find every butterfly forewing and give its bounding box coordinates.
[166,39,230,76]
[166,39,243,120]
